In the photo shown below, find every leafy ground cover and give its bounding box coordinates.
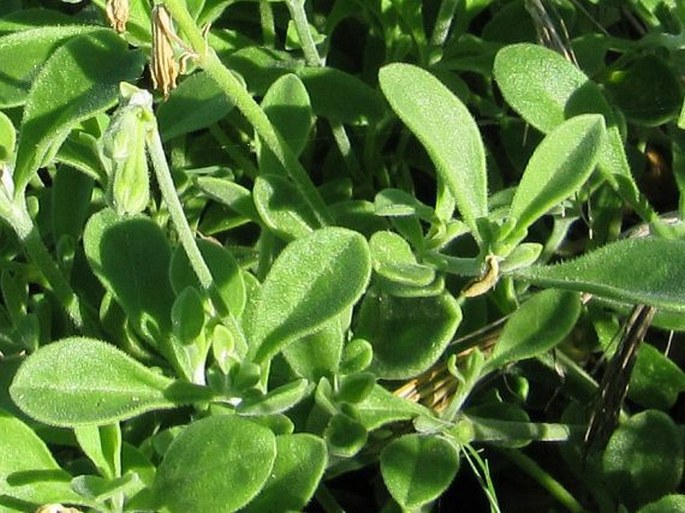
[1,0,685,512]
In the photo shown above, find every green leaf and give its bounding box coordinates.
[253,174,320,240]
[171,287,205,344]
[0,25,99,108]
[0,408,84,506]
[249,227,371,363]
[241,434,327,513]
[356,385,428,430]
[486,289,581,370]
[0,111,15,163]
[282,318,344,380]
[379,63,487,239]
[637,495,685,513]
[157,70,235,141]
[493,43,610,134]
[605,55,682,127]
[340,338,373,375]
[170,238,246,318]
[260,73,312,159]
[153,415,277,513]
[298,66,386,124]
[629,343,685,410]
[357,291,462,379]
[603,410,683,510]
[512,238,685,311]
[370,231,435,286]
[324,412,368,457]
[74,424,122,479]
[374,188,436,220]
[507,115,605,237]
[226,47,303,96]
[196,176,260,221]
[13,30,145,192]
[51,166,94,244]
[9,337,175,427]
[237,378,309,415]
[84,208,175,346]
[380,434,459,509]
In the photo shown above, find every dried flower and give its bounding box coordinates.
[105,0,129,33]
[151,5,183,98]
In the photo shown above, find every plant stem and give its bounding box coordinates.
[496,448,587,513]
[258,0,276,47]
[162,0,332,227]
[147,126,214,292]
[431,0,460,47]
[6,197,88,331]
[285,0,323,66]
[315,485,347,513]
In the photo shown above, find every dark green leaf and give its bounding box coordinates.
[9,337,175,427]
[298,66,385,124]
[357,291,462,379]
[603,410,683,510]
[157,71,235,141]
[170,238,246,318]
[153,415,277,513]
[380,434,459,509]
[84,209,175,345]
[629,343,685,410]
[605,55,682,127]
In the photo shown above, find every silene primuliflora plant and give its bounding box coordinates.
[0,0,684,512]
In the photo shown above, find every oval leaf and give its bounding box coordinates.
[157,70,235,141]
[0,25,99,108]
[603,410,683,510]
[486,289,581,370]
[379,63,487,238]
[381,434,459,509]
[153,415,277,513]
[512,238,685,311]
[357,291,462,379]
[240,433,327,513]
[254,174,320,240]
[249,227,371,363]
[9,337,175,427]
[370,231,435,286]
[13,30,145,192]
[493,43,610,133]
[508,114,605,235]
[84,209,175,345]
[0,409,85,506]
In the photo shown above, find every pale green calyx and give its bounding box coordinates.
[100,82,155,215]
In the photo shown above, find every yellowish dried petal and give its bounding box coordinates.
[151,5,180,98]
[461,254,500,298]
[105,0,129,33]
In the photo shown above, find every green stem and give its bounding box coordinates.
[163,0,332,226]
[147,125,214,292]
[285,0,323,66]
[315,485,346,513]
[329,120,363,181]
[431,0,460,47]
[6,196,87,331]
[496,448,587,513]
[258,0,276,47]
